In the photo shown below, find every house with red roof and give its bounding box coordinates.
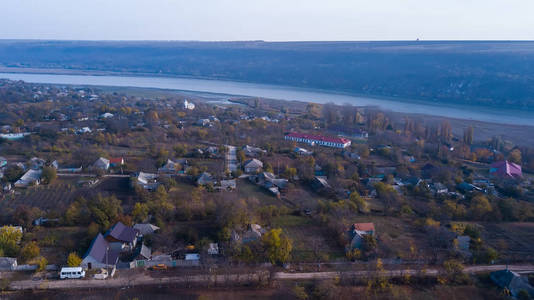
[347,223,375,250]
[284,132,351,149]
[109,157,125,167]
[490,160,522,179]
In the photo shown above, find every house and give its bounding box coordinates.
[185,253,200,261]
[133,244,152,261]
[455,235,471,257]
[249,172,288,197]
[57,165,83,173]
[403,177,423,187]
[208,243,219,255]
[183,100,195,110]
[93,157,110,170]
[14,169,42,187]
[51,160,59,169]
[285,132,351,148]
[457,182,483,193]
[311,176,331,192]
[243,159,263,174]
[403,155,416,163]
[81,234,120,270]
[0,257,17,271]
[158,159,185,173]
[0,133,31,140]
[136,172,159,190]
[76,127,92,134]
[33,217,59,226]
[242,145,266,157]
[294,147,313,156]
[104,222,139,252]
[196,172,215,186]
[204,146,220,158]
[133,223,160,236]
[3,183,12,192]
[431,183,448,195]
[242,224,266,243]
[109,157,125,167]
[347,223,375,250]
[100,112,114,119]
[327,125,368,139]
[342,150,360,161]
[29,157,46,169]
[217,179,237,191]
[195,119,211,127]
[490,160,522,179]
[490,269,534,299]
[0,156,7,168]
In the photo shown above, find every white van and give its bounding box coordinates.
[60,267,85,279]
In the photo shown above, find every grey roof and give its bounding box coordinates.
[136,244,151,260]
[93,157,110,169]
[105,222,138,243]
[83,234,119,265]
[244,159,263,169]
[15,169,42,186]
[220,179,237,189]
[133,223,160,235]
[457,235,471,251]
[491,269,534,298]
[197,172,214,185]
[313,176,330,188]
[0,257,17,270]
[137,172,158,185]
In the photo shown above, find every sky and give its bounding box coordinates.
[1,0,534,41]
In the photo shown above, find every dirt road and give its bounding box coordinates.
[9,264,534,291]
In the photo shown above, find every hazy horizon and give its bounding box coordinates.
[2,0,534,41]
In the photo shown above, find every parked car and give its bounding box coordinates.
[150,264,168,270]
[93,268,109,280]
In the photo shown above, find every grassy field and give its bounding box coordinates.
[482,222,534,262]
[236,179,285,206]
[272,214,345,262]
[23,226,89,265]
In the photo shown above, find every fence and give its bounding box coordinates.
[135,259,200,268]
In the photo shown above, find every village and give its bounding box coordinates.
[0,78,533,298]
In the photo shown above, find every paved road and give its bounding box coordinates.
[226,145,238,172]
[9,264,534,291]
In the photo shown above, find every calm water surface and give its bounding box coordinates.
[1,72,532,126]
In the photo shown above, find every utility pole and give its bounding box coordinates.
[106,245,109,279]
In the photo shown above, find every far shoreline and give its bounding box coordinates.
[1,66,533,125]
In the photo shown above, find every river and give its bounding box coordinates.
[1,72,532,126]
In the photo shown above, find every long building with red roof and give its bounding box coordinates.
[284,132,351,149]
